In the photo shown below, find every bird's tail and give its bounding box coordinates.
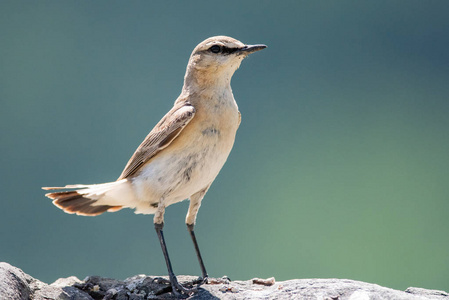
[43,180,130,216]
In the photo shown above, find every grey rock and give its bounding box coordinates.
[0,262,91,300]
[1,262,448,299]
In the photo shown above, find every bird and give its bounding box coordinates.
[43,36,266,297]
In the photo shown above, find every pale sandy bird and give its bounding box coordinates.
[43,36,266,296]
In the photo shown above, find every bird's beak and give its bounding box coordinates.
[237,44,267,55]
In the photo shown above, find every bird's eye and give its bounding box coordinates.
[209,45,221,53]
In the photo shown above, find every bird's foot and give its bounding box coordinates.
[153,276,200,298]
[170,276,210,297]
[172,281,198,298]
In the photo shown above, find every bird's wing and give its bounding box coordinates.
[118,102,196,180]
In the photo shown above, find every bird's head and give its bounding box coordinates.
[184,36,266,88]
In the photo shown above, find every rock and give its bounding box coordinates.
[1,262,448,299]
[0,262,90,300]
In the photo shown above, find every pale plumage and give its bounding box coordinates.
[43,36,266,297]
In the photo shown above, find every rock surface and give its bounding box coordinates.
[1,262,448,299]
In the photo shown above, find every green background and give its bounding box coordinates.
[1,1,448,293]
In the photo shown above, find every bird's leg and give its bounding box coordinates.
[185,187,210,284]
[187,223,208,284]
[154,222,197,297]
[154,204,196,297]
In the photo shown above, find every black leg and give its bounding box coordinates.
[154,222,196,297]
[187,223,208,283]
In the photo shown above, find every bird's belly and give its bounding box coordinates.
[131,127,236,208]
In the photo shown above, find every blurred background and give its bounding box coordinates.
[1,0,448,293]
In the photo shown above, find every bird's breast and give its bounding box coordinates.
[133,99,239,206]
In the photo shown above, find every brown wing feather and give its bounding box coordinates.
[47,190,123,216]
[118,102,196,180]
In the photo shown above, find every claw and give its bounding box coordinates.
[171,279,198,298]
[154,277,198,297]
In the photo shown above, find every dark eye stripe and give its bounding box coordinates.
[222,47,239,54]
[208,45,239,55]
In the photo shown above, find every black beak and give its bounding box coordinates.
[238,44,267,55]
